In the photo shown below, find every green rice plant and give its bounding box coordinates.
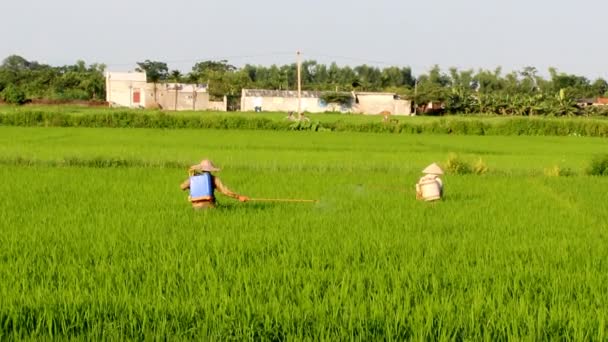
[0,127,608,339]
[444,153,472,174]
[544,164,576,177]
[1,126,604,175]
[472,158,489,175]
[2,108,608,137]
[587,154,608,176]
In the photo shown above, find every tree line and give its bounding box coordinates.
[0,55,105,105]
[2,55,608,116]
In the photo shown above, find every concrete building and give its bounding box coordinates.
[578,97,608,107]
[154,83,213,111]
[105,72,148,108]
[353,92,411,115]
[105,72,226,111]
[241,89,412,115]
[241,89,344,113]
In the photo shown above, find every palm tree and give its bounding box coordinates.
[170,70,182,83]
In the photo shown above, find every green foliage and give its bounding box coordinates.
[135,60,168,83]
[319,92,353,106]
[288,119,331,132]
[444,155,489,175]
[582,106,608,117]
[4,54,608,115]
[191,60,236,75]
[544,165,575,177]
[2,109,608,137]
[189,60,249,99]
[472,158,489,175]
[587,154,608,176]
[445,88,477,114]
[0,55,105,101]
[552,88,579,117]
[1,84,27,104]
[444,153,472,174]
[3,54,608,116]
[169,70,183,83]
[2,54,40,71]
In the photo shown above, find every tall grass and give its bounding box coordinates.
[587,154,608,176]
[2,109,608,137]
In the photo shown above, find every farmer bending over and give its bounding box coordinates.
[416,163,444,201]
[180,159,248,209]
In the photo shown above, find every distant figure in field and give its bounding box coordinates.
[180,159,248,209]
[416,163,444,201]
[381,110,391,123]
[285,111,297,121]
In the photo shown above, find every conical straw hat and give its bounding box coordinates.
[190,159,221,172]
[422,163,443,175]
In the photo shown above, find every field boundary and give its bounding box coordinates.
[0,156,188,169]
[0,156,597,177]
[1,111,608,137]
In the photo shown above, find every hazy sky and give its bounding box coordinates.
[1,0,606,78]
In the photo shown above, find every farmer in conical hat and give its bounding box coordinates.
[180,159,249,209]
[416,163,444,201]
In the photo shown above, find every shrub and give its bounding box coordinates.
[544,165,575,177]
[582,106,608,117]
[289,120,328,132]
[445,153,472,175]
[587,154,608,176]
[1,85,27,105]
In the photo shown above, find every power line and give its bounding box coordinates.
[305,53,402,66]
[102,51,504,77]
[104,51,295,68]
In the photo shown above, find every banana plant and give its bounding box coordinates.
[556,88,579,117]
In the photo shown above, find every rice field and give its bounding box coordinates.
[1,126,608,340]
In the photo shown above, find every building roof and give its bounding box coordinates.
[354,92,397,96]
[242,89,408,100]
[354,92,403,100]
[596,97,608,105]
[164,83,208,92]
[243,89,322,98]
[577,98,596,104]
[105,71,147,82]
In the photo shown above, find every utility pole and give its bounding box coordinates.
[413,79,418,116]
[192,88,196,111]
[107,73,112,107]
[174,84,179,111]
[297,51,302,120]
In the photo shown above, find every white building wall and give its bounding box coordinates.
[242,89,416,114]
[105,72,148,108]
[106,72,216,111]
[159,89,210,111]
[208,96,227,111]
[394,100,412,115]
[354,94,412,115]
[241,96,349,113]
[355,94,395,114]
